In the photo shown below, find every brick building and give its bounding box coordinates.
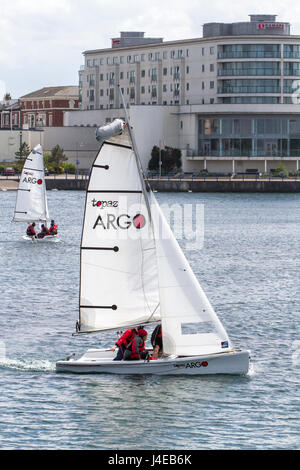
[19,86,79,128]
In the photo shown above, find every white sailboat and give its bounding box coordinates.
[56,112,250,375]
[13,144,58,242]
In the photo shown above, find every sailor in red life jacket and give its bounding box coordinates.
[48,220,58,235]
[110,327,142,361]
[123,329,148,361]
[26,222,36,238]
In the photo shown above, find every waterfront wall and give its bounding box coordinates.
[44,178,300,192]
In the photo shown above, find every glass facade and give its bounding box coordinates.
[219,96,280,104]
[218,79,280,94]
[198,117,300,157]
[218,44,281,59]
[284,45,300,58]
[218,61,281,76]
[284,62,300,76]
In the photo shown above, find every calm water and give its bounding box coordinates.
[0,190,299,450]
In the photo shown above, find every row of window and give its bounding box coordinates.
[218,44,300,59]
[218,78,300,94]
[199,117,300,136]
[85,47,218,68]
[86,49,190,67]
[218,61,300,76]
[198,138,300,157]
[84,66,191,86]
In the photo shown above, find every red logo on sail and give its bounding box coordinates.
[133,214,146,229]
[37,179,43,185]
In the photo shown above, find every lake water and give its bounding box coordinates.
[0,190,299,450]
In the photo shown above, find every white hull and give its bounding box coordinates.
[56,349,250,375]
[22,235,59,243]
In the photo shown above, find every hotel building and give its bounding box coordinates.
[69,14,300,173]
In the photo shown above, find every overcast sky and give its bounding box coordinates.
[1,0,300,99]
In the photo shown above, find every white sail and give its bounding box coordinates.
[13,144,49,222]
[151,193,232,357]
[79,138,160,333]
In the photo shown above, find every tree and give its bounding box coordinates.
[15,142,30,165]
[148,145,182,173]
[50,145,67,171]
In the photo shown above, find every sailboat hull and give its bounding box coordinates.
[22,235,59,243]
[56,349,250,375]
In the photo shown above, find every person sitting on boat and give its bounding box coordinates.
[37,224,49,238]
[111,326,143,361]
[48,220,58,235]
[151,324,163,359]
[123,328,148,361]
[26,222,36,238]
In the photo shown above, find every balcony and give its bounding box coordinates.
[218,86,281,94]
[218,69,281,77]
[129,77,135,84]
[218,52,281,59]
[173,73,180,80]
[151,75,157,82]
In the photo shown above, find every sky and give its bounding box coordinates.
[1,0,300,99]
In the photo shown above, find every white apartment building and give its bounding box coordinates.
[68,14,300,173]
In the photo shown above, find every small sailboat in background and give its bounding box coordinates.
[56,91,250,375]
[13,144,59,242]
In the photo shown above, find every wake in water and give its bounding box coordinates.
[0,357,55,373]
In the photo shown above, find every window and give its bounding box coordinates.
[163,67,167,76]
[210,98,214,104]
[100,58,104,65]
[178,50,183,58]
[120,72,124,79]
[155,52,160,60]
[202,65,205,72]
[148,52,153,60]
[100,73,104,81]
[163,51,168,59]
[202,48,205,56]
[141,54,145,61]
[163,84,167,92]
[141,86,145,94]
[141,70,145,78]
[210,81,214,89]
[120,56,124,64]
[210,64,214,72]
[202,81,205,90]
[113,57,118,65]
[186,49,189,57]
[186,66,189,74]
[100,89,104,96]
[186,83,189,91]
[127,55,132,63]
[134,55,139,62]
[171,50,175,58]
[210,47,215,55]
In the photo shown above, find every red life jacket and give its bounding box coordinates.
[116,329,136,348]
[27,225,35,235]
[127,337,145,360]
[49,224,57,234]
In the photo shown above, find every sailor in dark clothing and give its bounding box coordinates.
[151,324,163,359]
[123,329,148,361]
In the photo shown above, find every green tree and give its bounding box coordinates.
[50,145,67,171]
[148,145,182,173]
[15,142,30,165]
